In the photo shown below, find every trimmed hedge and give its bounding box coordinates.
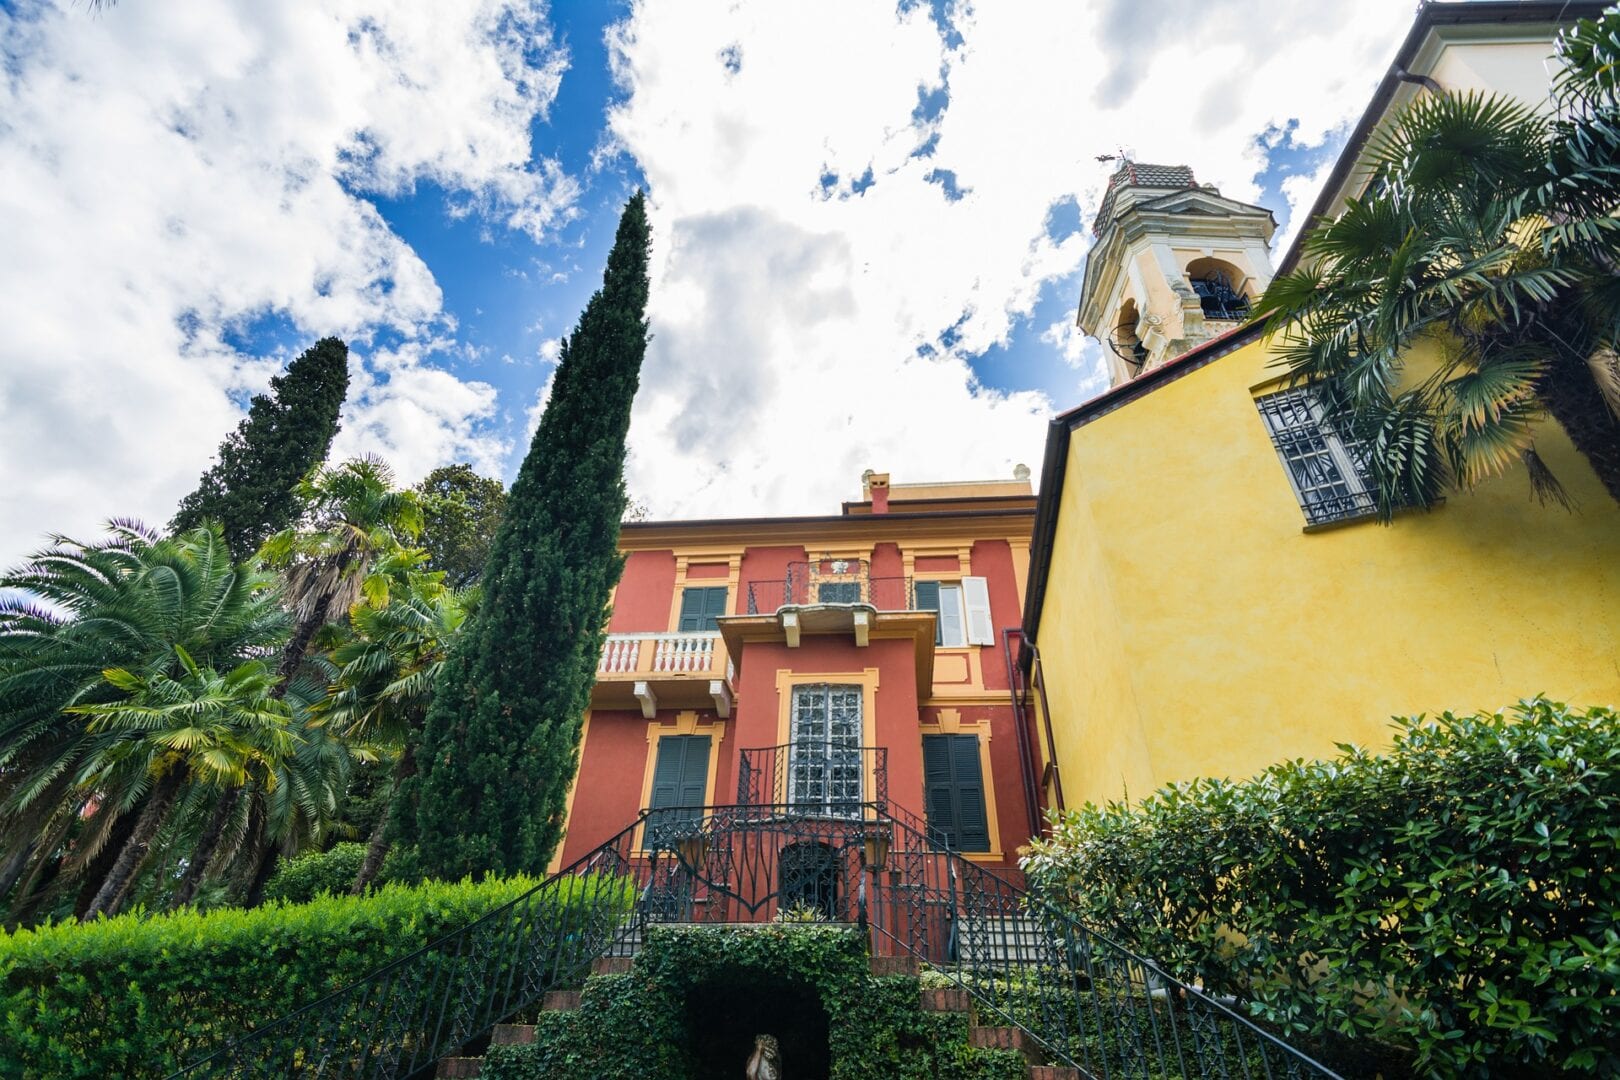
[262,841,372,904]
[482,924,1026,1080]
[0,874,537,1079]
[1022,699,1620,1079]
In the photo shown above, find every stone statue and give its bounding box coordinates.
[745,1033,782,1080]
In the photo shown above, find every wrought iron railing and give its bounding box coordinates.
[866,805,1342,1079]
[745,574,914,614]
[170,816,651,1078]
[736,743,889,815]
[177,803,1342,1079]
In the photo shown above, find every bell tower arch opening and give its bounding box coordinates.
[1074,160,1278,389]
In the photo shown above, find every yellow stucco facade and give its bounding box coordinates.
[1030,332,1620,810]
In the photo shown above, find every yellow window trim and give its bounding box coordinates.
[634,710,726,855]
[919,707,1004,860]
[666,552,742,632]
[774,668,883,821]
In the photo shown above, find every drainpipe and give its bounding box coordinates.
[1001,628,1043,841]
[1020,638,1065,815]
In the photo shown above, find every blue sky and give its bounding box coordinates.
[0,0,1422,565]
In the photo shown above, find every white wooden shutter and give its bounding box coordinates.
[962,575,994,645]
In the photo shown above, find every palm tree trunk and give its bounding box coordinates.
[352,748,414,895]
[82,769,184,922]
[170,788,238,909]
[0,841,36,902]
[73,808,140,918]
[274,594,335,690]
[1541,354,1620,504]
[243,841,280,908]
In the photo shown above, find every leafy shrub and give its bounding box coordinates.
[262,841,372,903]
[0,873,539,1079]
[482,924,1026,1080]
[1022,699,1620,1078]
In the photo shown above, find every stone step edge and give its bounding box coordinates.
[435,1057,482,1079]
[969,1025,1045,1064]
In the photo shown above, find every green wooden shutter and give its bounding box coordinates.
[647,734,711,847]
[922,734,991,852]
[678,587,727,631]
[914,580,943,646]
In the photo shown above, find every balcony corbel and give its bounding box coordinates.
[782,610,800,648]
[852,609,870,647]
[709,679,733,718]
[633,679,658,719]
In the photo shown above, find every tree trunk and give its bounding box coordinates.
[73,807,140,919]
[352,748,415,895]
[274,591,335,690]
[1541,354,1620,504]
[170,788,239,909]
[0,841,36,903]
[81,770,184,922]
[243,841,280,908]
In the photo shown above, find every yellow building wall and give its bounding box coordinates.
[1038,335,1620,810]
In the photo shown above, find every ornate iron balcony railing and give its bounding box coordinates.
[746,561,914,615]
[736,742,889,815]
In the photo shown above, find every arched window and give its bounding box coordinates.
[1107,299,1149,374]
[1185,258,1251,321]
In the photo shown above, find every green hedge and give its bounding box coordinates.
[1022,699,1620,1079]
[0,874,538,1079]
[262,842,370,904]
[482,924,1026,1080]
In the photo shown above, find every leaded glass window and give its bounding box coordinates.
[788,685,863,817]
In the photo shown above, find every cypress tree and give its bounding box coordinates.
[395,193,650,881]
[171,337,350,559]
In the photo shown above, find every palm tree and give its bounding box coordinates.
[322,577,471,892]
[0,525,288,922]
[259,457,424,686]
[68,649,295,920]
[1255,12,1620,517]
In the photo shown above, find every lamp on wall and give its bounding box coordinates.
[674,827,709,872]
[861,823,893,873]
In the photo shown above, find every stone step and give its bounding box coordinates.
[1028,1067,1081,1080]
[969,1026,1044,1065]
[869,955,919,977]
[435,1058,481,1078]
[490,1024,537,1046]
[542,989,582,1011]
[920,987,973,1013]
[592,955,634,975]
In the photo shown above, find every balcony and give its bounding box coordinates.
[736,742,889,817]
[746,559,914,614]
[593,631,734,718]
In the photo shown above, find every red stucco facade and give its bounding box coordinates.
[555,476,1043,879]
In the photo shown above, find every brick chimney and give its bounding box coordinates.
[863,470,891,514]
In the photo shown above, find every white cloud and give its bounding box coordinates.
[0,0,569,566]
[602,0,1415,519]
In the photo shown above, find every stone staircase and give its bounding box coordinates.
[433,953,1079,1080]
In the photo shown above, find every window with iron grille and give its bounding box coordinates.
[1254,386,1379,527]
[788,685,863,817]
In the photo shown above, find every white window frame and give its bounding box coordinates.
[1254,386,1379,527]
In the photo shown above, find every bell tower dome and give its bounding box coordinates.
[1076,161,1277,388]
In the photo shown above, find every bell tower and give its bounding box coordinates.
[1076,161,1277,388]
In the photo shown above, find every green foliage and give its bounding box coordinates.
[481,924,1025,1080]
[414,464,508,589]
[0,524,290,922]
[0,873,537,1079]
[171,337,350,560]
[397,192,652,882]
[1256,8,1620,513]
[261,841,387,904]
[1022,699,1620,1078]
